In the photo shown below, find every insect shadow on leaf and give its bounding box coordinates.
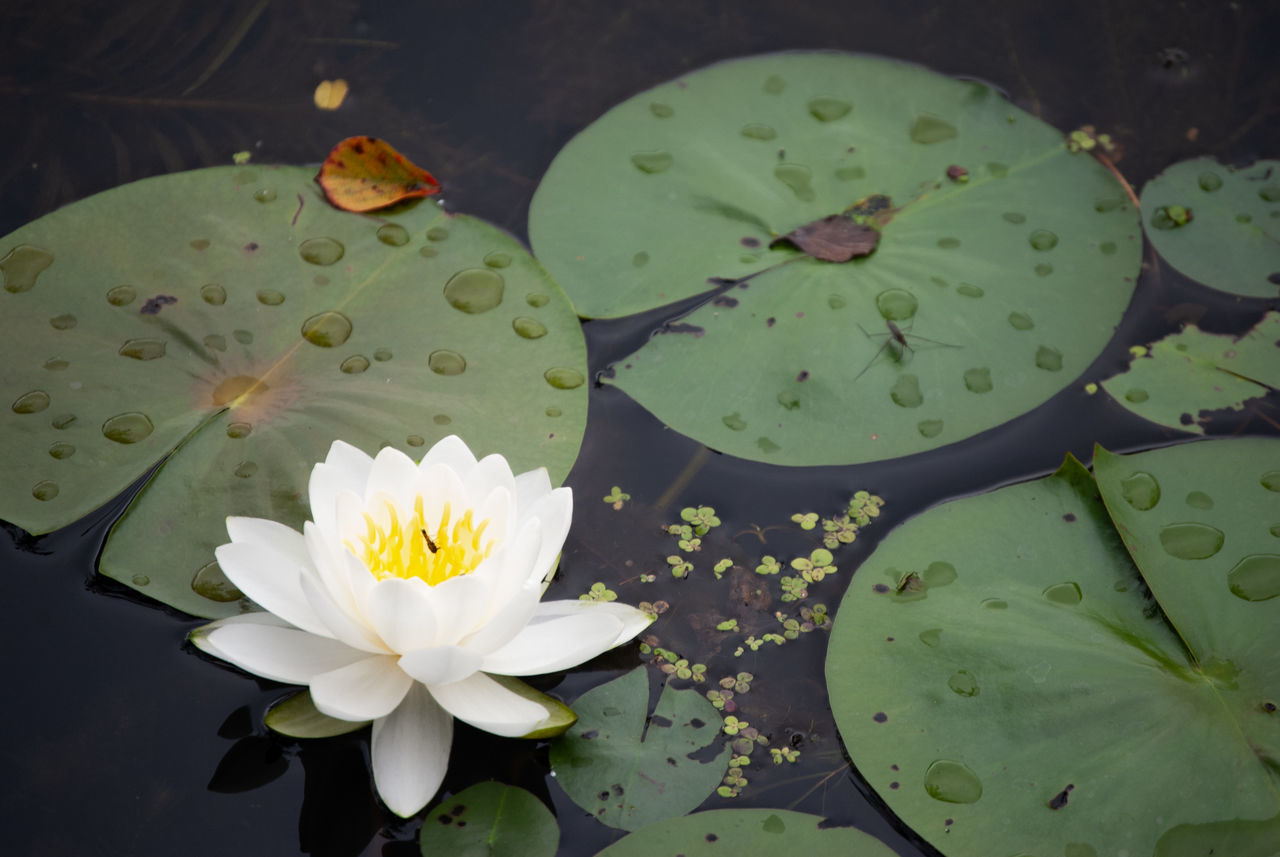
[852,319,962,383]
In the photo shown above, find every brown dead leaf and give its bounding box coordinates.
[769,215,880,262]
[315,136,441,213]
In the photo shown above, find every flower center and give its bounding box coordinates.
[350,496,493,585]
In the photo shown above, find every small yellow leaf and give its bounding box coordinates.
[313,79,349,111]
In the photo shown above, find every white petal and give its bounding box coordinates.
[225,517,308,558]
[428,574,493,644]
[458,584,540,655]
[310,442,374,534]
[409,463,469,541]
[310,655,413,721]
[519,488,573,587]
[479,610,625,676]
[190,611,292,661]
[198,617,367,683]
[532,600,656,649]
[300,572,389,654]
[470,517,541,606]
[304,520,357,614]
[428,671,549,737]
[398,644,482,686]
[365,446,419,509]
[473,484,514,551]
[213,541,328,638]
[419,434,477,476]
[366,577,439,652]
[371,684,452,817]
[512,467,553,511]
[463,454,516,510]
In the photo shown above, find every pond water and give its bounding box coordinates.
[1,2,1277,856]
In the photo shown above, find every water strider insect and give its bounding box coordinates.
[852,318,961,382]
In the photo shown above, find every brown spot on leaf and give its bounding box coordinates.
[1048,783,1075,809]
[770,214,880,262]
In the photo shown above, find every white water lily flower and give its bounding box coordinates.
[190,436,653,817]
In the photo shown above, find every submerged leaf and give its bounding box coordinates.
[1099,311,1279,432]
[1139,157,1280,298]
[0,166,587,618]
[316,136,441,212]
[826,439,1280,857]
[529,53,1140,465]
[549,667,730,831]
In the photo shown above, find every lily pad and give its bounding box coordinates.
[826,440,1280,857]
[595,809,898,857]
[549,666,731,831]
[529,53,1140,465]
[1139,157,1280,297]
[0,166,587,618]
[264,689,368,739]
[417,781,558,857]
[1099,311,1279,432]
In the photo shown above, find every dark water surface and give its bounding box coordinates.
[1,2,1277,856]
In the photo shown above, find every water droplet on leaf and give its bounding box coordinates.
[875,289,918,320]
[428,350,466,375]
[1120,472,1161,510]
[924,760,983,803]
[1035,346,1063,371]
[340,355,370,374]
[1159,522,1224,559]
[890,375,923,408]
[0,244,54,293]
[631,152,674,174]
[808,97,851,121]
[102,412,154,444]
[32,480,59,501]
[1227,554,1280,601]
[774,164,814,201]
[301,311,353,347]
[947,670,980,696]
[963,368,993,393]
[192,561,244,602]
[910,115,958,144]
[253,188,277,203]
[1043,582,1082,605]
[376,224,410,246]
[106,285,136,306]
[1029,229,1059,251]
[544,367,584,389]
[741,123,777,140]
[298,237,345,266]
[12,390,51,414]
[200,284,227,305]
[444,268,505,313]
[513,317,547,339]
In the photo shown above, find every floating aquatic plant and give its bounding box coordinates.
[826,438,1280,857]
[530,52,1141,465]
[0,166,588,617]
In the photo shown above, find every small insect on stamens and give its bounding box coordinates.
[421,528,438,553]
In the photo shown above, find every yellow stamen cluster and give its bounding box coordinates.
[349,495,493,586]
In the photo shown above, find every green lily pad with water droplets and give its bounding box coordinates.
[529,52,1140,465]
[0,166,587,618]
[417,781,559,857]
[1098,310,1279,433]
[594,809,898,857]
[1139,157,1280,298]
[548,666,731,832]
[826,438,1280,857]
